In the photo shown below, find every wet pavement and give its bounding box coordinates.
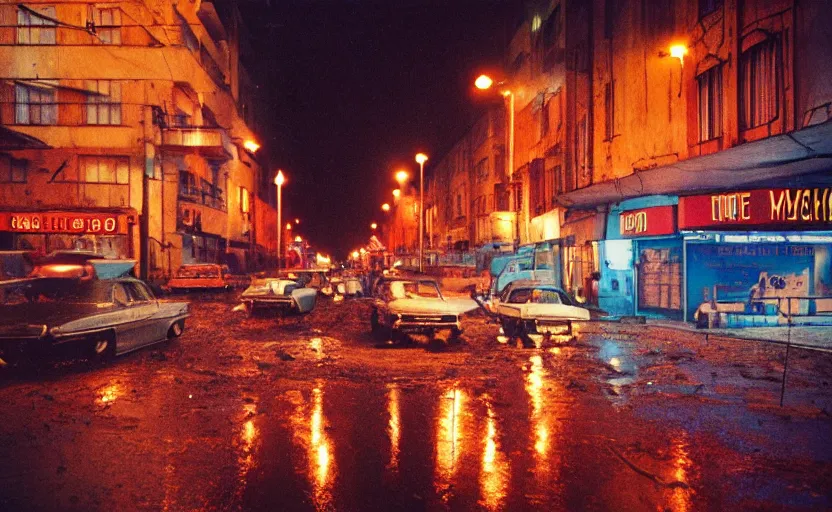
[1,295,831,511]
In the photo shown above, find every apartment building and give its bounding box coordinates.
[0,0,272,279]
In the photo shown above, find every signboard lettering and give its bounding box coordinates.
[680,188,832,230]
[618,205,676,238]
[0,212,123,235]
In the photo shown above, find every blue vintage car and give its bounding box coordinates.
[0,259,188,365]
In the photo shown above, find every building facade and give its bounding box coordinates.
[0,0,273,279]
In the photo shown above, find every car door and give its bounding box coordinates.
[123,281,164,349]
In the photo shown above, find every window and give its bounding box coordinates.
[179,171,198,198]
[699,0,723,18]
[78,156,129,184]
[540,5,561,49]
[91,6,122,44]
[0,158,27,183]
[15,84,57,125]
[239,187,250,213]
[85,80,121,125]
[475,158,489,183]
[604,82,614,140]
[17,5,56,45]
[697,65,723,141]
[740,37,781,130]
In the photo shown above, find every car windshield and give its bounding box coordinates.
[389,280,441,299]
[177,266,219,278]
[1,279,113,305]
[507,287,571,305]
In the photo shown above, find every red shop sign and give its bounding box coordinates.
[619,205,676,237]
[679,188,832,229]
[0,211,125,235]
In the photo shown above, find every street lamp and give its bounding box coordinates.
[476,74,517,242]
[392,189,401,200]
[415,152,428,272]
[274,170,285,272]
[243,140,260,153]
[371,222,378,230]
[395,170,409,187]
[381,203,391,212]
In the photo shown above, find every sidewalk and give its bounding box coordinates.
[645,319,832,351]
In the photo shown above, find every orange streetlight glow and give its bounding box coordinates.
[294,236,302,242]
[475,74,494,90]
[351,250,359,259]
[395,170,409,185]
[669,44,688,60]
[382,203,391,212]
[371,222,378,230]
[274,170,285,186]
[294,218,300,224]
[286,223,292,230]
[243,140,260,153]
[392,189,401,199]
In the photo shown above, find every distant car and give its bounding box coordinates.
[165,264,233,293]
[370,278,478,342]
[239,277,317,317]
[0,259,188,365]
[492,281,590,345]
[333,276,364,297]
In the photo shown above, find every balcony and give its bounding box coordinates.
[197,1,228,43]
[160,126,230,159]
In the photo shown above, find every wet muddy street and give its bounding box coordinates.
[1,296,831,511]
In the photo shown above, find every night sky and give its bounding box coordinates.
[239,0,518,258]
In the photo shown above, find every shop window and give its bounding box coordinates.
[17,5,56,45]
[740,37,781,130]
[697,65,723,141]
[0,158,27,183]
[78,156,129,184]
[15,83,57,125]
[91,6,122,45]
[85,80,121,125]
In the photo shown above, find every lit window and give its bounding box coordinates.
[17,5,56,45]
[92,6,122,45]
[15,84,57,125]
[85,80,122,125]
[531,15,542,32]
[697,65,723,141]
[740,37,780,130]
[77,156,129,184]
[239,187,250,213]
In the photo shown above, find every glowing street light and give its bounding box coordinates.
[474,74,494,90]
[294,218,300,224]
[381,203,391,212]
[392,189,401,200]
[371,222,378,230]
[243,140,260,153]
[395,170,409,186]
[669,44,688,61]
[351,250,359,259]
[274,170,286,272]
[286,223,292,231]
[415,153,428,273]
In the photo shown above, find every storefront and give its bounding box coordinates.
[0,209,135,259]
[599,196,683,319]
[679,188,832,326]
[560,209,605,304]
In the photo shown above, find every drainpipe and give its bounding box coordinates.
[139,105,152,280]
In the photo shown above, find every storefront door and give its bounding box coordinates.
[635,239,682,319]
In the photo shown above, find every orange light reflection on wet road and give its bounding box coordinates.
[435,386,464,501]
[387,384,401,472]
[479,397,509,511]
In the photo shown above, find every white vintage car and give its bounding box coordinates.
[239,277,317,317]
[370,278,478,342]
[493,281,589,345]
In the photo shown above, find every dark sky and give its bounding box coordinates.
[239,0,517,259]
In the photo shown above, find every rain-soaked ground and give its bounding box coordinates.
[1,295,831,511]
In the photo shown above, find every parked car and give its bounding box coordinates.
[332,275,364,297]
[0,259,188,365]
[0,251,34,281]
[370,278,478,342]
[165,264,233,293]
[492,280,590,345]
[239,277,317,317]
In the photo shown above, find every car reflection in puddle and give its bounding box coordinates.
[598,339,638,398]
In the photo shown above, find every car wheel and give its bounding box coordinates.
[91,333,116,361]
[449,328,463,343]
[168,321,185,338]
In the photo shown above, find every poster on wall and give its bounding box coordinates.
[685,243,818,320]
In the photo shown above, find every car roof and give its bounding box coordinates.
[505,280,563,291]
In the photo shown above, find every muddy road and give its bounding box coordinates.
[0,296,830,511]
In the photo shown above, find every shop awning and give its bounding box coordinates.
[0,126,50,150]
[556,120,832,209]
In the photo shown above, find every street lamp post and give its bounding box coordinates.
[476,74,517,242]
[274,170,285,273]
[415,153,428,272]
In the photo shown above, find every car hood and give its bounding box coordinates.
[0,303,107,332]
[388,297,479,315]
[503,303,591,321]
